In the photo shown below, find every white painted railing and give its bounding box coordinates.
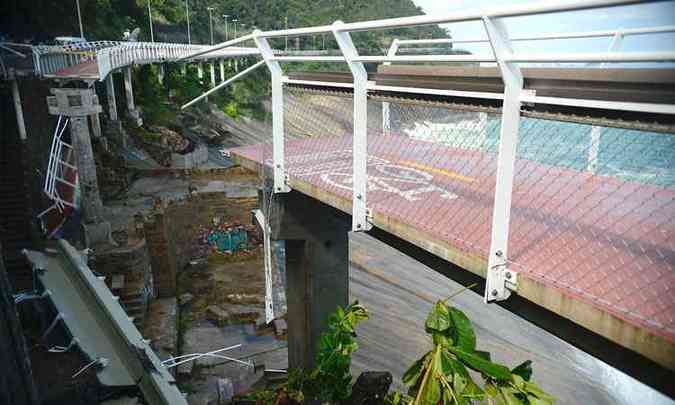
[172,0,675,303]
[32,41,260,79]
[43,115,78,212]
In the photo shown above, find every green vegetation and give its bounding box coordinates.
[250,301,369,404]
[386,285,555,405]
[249,288,554,405]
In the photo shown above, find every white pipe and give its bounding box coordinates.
[354,55,496,63]
[505,50,675,62]
[394,25,675,46]
[163,344,243,368]
[181,59,265,109]
[272,55,345,62]
[283,78,355,88]
[175,34,255,62]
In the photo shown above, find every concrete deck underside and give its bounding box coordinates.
[231,134,675,369]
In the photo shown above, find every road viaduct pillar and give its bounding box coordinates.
[47,88,113,247]
[265,190,350,369]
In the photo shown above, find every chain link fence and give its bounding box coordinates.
[280,86,674,341]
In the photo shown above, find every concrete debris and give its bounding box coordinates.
[217,378,234,404]
[179,293,194,306]
[273,319,287,337]
[206,305,230,326]
[207,304,264,326]
[148,125,190,153]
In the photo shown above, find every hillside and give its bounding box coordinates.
[2,0,450,51]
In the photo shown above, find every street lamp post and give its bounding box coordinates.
[185,0,191,44]
[207,7,215,45]
[75,0,84,39]
[147,0,155,43]
[222,14,229,41]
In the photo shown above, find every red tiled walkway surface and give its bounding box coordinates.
[47,60,99,80]
[232,134,675,345]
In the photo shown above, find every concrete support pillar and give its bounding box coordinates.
[89,112,102,138]
[71,116,105,224]
[181,64,186,75]
[267,191,350,369]
[219,60,225,82]
[105,74,118,121]
[209,63,216,87]
[123,67,141,125]
[158,64,165,85]
[47,88,114,247]
[10,79,27,141]
[123,66,135,113]
[234,59,239,72]
[197,63,204,79]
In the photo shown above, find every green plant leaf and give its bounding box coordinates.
[419,375,441,405]
[403,352,431,387]
[425,301,452,333]
[500,387,522,405]
[446,347,511,381]
[448,307,476,351]
[432,331,454,347]
[523,381,556,402]
[511,360,533,382]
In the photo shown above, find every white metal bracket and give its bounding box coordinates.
[254,30,290,194]
[483,16,523,302]
[332,21,372,232]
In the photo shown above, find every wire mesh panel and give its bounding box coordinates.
[368,97,501,263]
[282,87,356,201]
[508,119,675,341]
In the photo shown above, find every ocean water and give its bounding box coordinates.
[398,110,675,188]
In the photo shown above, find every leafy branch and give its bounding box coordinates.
[387,286,555,405]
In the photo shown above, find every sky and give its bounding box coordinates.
[411,0,675,56]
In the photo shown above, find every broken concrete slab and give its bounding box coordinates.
[273,319,287,337]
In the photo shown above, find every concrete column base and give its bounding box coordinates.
[266,190,350,370]
[129,110,143,127]
[82,220,116,248]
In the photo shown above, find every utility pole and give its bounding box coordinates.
[75,0,84,39]
[185,0,191,44]
[147,0,154,43]
[223,14,229,41]
[207,7,215,45]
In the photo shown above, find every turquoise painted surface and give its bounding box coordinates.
[398,109,675,187]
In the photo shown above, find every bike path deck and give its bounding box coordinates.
[230,134,675,369]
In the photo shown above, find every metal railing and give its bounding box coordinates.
[43,115,78,212]
[180,0,675,307]
[32,40,260,79]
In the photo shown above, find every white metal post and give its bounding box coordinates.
[219,59,225,81]
[123,66,135,112]
[588,32,624,172]
[332,21,372,231]
[379,40,401,137]
[483,16,522,302]
[254,30,290,193]
[11,79,27,141]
